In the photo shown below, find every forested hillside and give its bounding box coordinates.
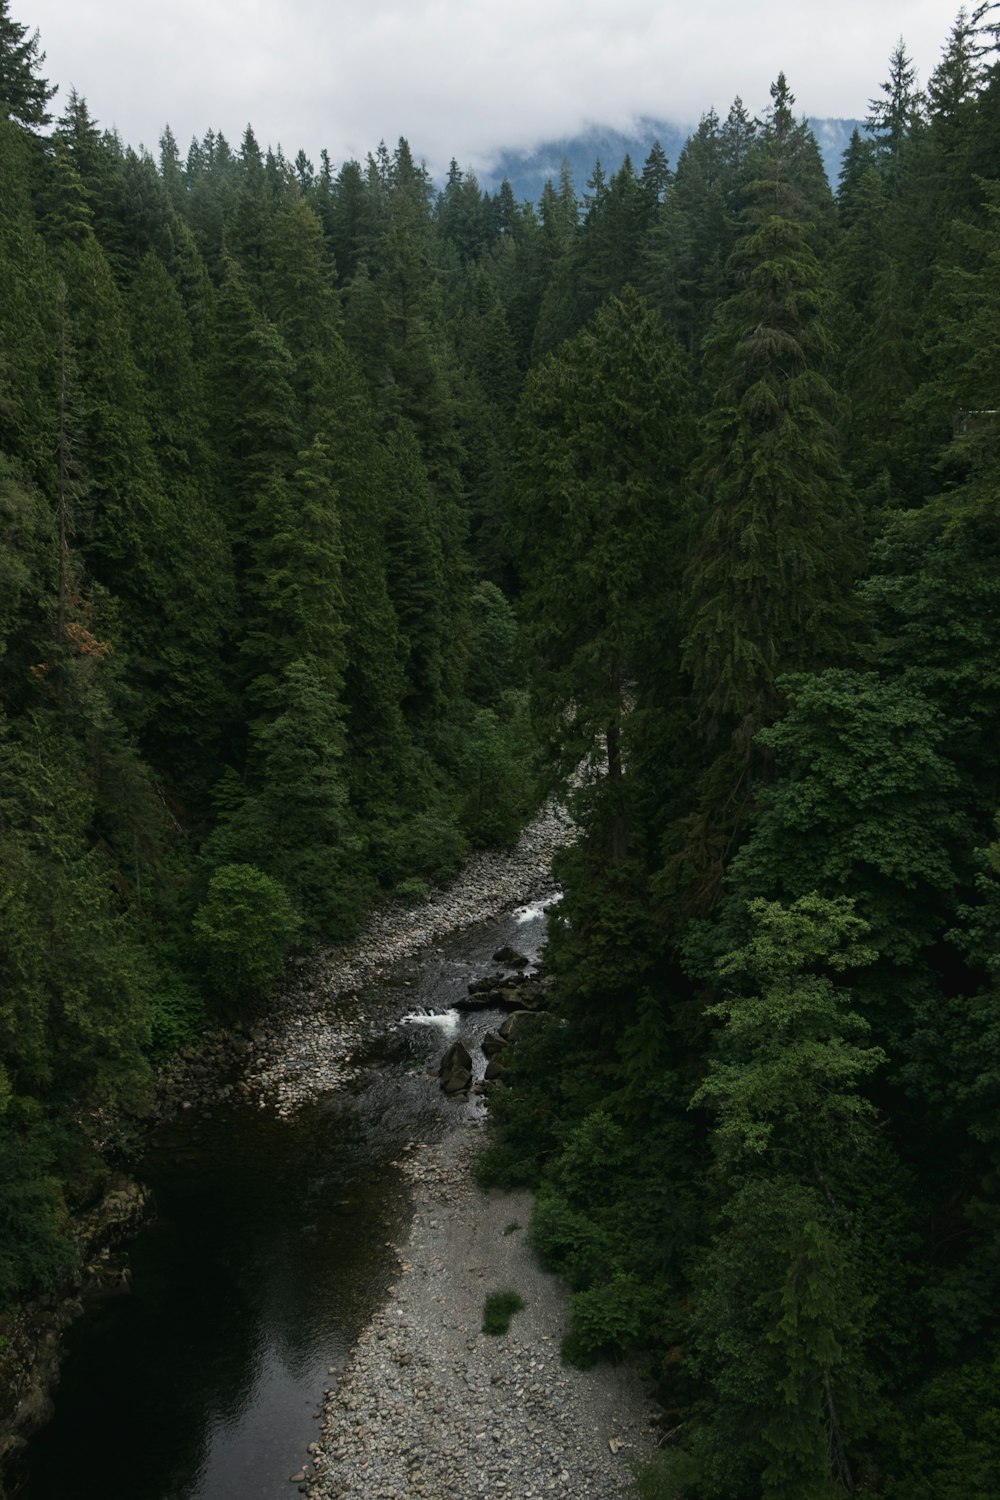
[2,0,1000,1492]
[0,0,539,1308]
[480,13,1000,1499]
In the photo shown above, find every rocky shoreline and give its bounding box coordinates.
[0,1177,152,1475]
[157,795,577,1121]
[0,798,577,1479]
[298,1132,657,1499]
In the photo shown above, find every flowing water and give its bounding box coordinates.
[12,895,554,1500]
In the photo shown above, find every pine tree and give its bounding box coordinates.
[688,897,891,1500]
[512,287,692,860]
[867,38,925,179]
[640,110,732,352]
[682,212,859,754]
[747,73,834,233]
[0,0,54,128]
[263,188,342,417]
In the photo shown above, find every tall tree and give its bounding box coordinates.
[682,212,859,756]
[867,38,925,179]
[0,0,54,128]
[512,288,692,861]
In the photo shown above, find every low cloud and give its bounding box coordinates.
[28,0,955,174]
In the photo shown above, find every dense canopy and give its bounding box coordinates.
[2,4,1000,1495]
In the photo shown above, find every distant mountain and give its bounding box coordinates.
[810,118,866,186]
[473,117,864,205]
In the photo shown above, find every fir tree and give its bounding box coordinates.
[0,0,54,129]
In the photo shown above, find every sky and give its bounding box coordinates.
[24,0,962,176]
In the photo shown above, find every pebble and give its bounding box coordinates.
[300,1137,655,1499]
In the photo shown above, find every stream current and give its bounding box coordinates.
[13,894,555,1500]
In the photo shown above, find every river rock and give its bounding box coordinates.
[481,1031,507,1059]
[493,987,526,1011]
[492,945,529,968]
[454,992,495,1013]
[498,1011,536,1040]
[439,1041,473,1095]
[484,1057,509,1083]
[466,973,507,996]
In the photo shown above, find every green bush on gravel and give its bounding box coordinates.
[482,1290,525,1335]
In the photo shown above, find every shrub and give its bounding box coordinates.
[193,863,302,1004]
[394,875,429,904]
[482,1290,525,1335]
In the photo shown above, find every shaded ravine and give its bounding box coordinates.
[11,844,564,1499]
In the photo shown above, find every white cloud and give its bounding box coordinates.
[25,0,960,174]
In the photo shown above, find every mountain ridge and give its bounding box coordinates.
[470,116,864,203]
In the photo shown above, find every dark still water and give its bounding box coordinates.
[12,894,552,1500]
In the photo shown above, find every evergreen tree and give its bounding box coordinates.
[867,38,925,179]
[512,288,692,860]
[747,73,834,234]
[682,212,859,758]
[0,0,54,128]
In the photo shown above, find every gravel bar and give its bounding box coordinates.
[301,1131,657,1498]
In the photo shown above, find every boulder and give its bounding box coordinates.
[484,1057,509,1083]
[466,973,507,995]
[492,945,529,968]
[481,1030,508,1059]
[454,992,495,1012]
[498,1011,535,1040]
[439,1040,473,1095]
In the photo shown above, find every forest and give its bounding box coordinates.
[1,0,999,1493]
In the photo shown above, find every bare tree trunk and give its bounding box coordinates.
[606,661,627,862]
[824,1373,855,1493]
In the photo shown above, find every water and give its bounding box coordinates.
[12,897,551,1500]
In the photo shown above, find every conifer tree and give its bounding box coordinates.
[513,288,692,860]
[867,38,925,174]
[640,109,732,351]
[748,73,834,234]
[682,211,859,755]
[0,0,54,128]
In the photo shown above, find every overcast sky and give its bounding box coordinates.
[25,0,961,175]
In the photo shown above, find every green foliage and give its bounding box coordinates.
[146,967,207,1057]
[689,1178,872,1500]
[455,694,538,847]
[0,0,55,128]
[481,1290,525,1335]
[393,876,428,905]
[730,672,968,967]
[513,287,692,866]
[692,894,883,1164]
[888,1343,1000,1500]
[0,19,998,1493]
[524,1071,696,1366]
[193,864,302,1005]
[0,1104,78,1299]
[476,1014,588,1189]
[683,214,859,751]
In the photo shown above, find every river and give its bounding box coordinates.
[11,891,556,1500]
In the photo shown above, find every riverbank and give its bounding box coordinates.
[263,792,659,1499]
[303,1130,657,1499]
[1,797,579,1482]
[198,795,577,1119]
[0,1178,152,1476]
[9,792,652,1500]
